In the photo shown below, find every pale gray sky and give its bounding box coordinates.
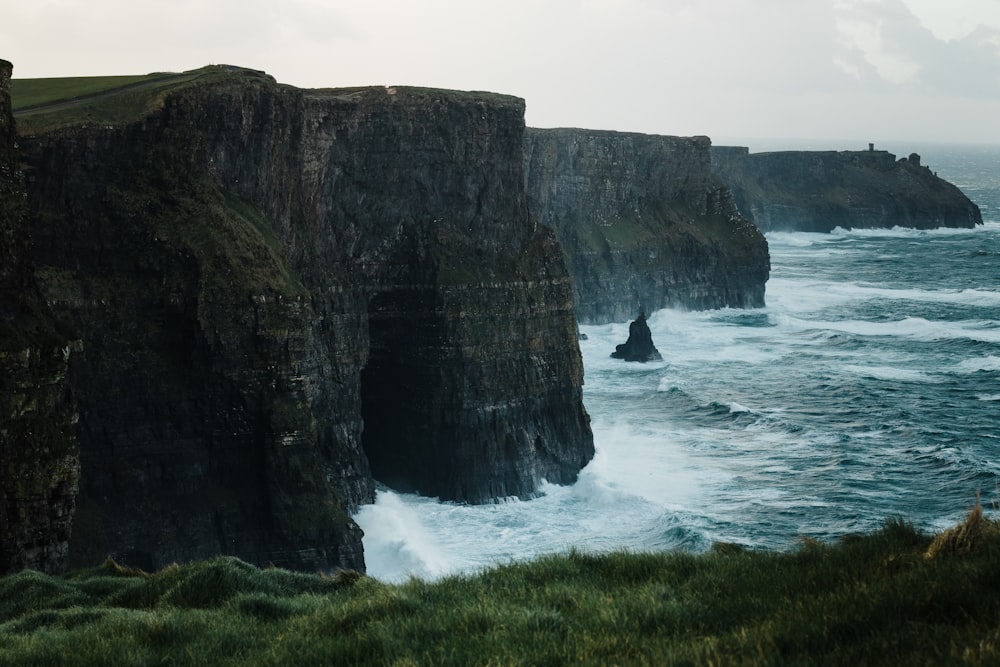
[4,0,1000,145]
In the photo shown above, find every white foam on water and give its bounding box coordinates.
[353,491,457,582]
[772,315,1000,344]
[840,364,941,383]
[829,225,993,239]
[956,356,1000,373]
[354,208,1000,583]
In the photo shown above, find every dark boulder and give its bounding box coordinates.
[611,313,662,362]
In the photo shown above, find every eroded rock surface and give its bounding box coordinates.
[524,129,770,324]
[0,59,79,575]
[711,146,983,232]
[16,67,593,571]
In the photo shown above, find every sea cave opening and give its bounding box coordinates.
[360,289,441,496]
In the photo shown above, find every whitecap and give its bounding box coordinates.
[840,364,940,383]
[830,225,992,239]
[765,231,833,248]
[353,490,454,583]
[787,316,1000,344]
[956,356,1000,374]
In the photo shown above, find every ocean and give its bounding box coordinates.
[354,142,1000,583]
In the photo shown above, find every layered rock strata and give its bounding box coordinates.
[711,146,983,232]
[524,129,770,324]
[16,67,593,571]
[0,59,79,575]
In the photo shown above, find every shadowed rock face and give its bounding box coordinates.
[0,59,79,575]
[711,146,983,232]
[524,129,771,324]
[16,68,593,572]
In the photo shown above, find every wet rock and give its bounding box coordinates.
[611,313,662,362]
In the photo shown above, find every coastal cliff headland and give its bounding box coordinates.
[711,145,983,232]
[525,129,770,324]
[4,60,984,577]
[5,64,593,573]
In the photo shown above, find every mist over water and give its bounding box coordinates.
[355,145,1000,584]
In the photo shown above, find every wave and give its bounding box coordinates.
[840,285,1000,308]
[353,490,456,583]
[841,364,941,383]
[955,356,1000,374]
[765,231,836,248]
[767,277,1000,313]
[775,315,1000,344]
[828,224,999,238]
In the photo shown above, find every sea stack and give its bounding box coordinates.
[611,313,662,362]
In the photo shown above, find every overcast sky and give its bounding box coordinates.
[5,0,1000,145]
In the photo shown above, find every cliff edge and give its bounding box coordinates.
[0,59,79,575]
[711,146,983,232]
[13,65,593,572]
[525,129,770,324]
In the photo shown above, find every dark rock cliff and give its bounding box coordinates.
[524,129,770,324]
[711,146,983,232]
[0,59,79,575]
[14,66,593,572]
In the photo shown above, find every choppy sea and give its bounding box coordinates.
[355,141,1000,583]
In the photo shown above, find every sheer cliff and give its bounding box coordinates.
[0,59,79,575]
[711,146,983,232]
[524,129,770,324]
[13,66,593,572]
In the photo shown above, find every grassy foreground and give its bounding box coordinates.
[2,509,1000,666]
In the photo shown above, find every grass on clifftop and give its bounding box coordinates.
[10,66,272,135]
[3,507,1000,665]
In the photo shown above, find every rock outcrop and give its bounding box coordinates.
[711,146,983,232]
[610,313,661,362]
[14,66,593,572]
[0,59,79,575]
[524,129,770,324]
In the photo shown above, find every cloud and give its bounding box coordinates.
[834,0,1000,98]
[3,0,1000,142]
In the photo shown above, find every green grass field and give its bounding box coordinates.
[10,73,173,111]
[2,507,999,665]
[10,66,270,135]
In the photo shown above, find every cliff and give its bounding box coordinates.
[524,129,770,324]
[12,66,593,572]
[711,146,983,232]
[0,59,79,575]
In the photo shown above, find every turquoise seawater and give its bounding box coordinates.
[355,143,1000,582]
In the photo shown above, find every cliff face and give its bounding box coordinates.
[711,146,983,232]
[524,129,770,324]
[16,67,593,571]
[0,59,79,575]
